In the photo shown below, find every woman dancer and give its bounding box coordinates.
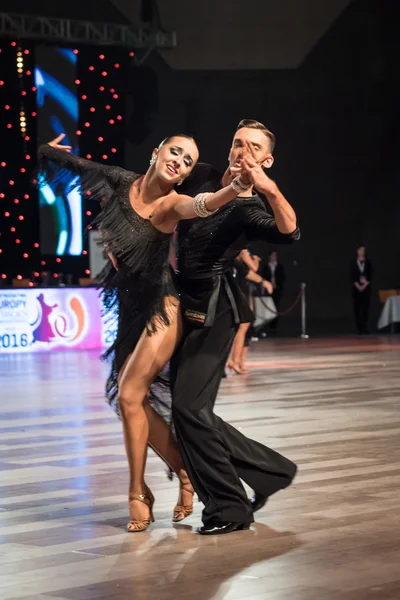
[38,133,252,532]
[227,250,272,374]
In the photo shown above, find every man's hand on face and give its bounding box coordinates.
[241,143,277,196]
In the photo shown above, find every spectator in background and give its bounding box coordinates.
[351,245,372,335]
[261,250,285,334]
[226,250,272,374]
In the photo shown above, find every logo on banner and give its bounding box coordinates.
[31,292,86,344]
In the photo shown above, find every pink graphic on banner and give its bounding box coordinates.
[31,293,58,343]
[0,288,116,354]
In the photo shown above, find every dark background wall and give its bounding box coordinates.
[124,0,400,334]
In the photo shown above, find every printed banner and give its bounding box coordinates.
[0,288,116,353]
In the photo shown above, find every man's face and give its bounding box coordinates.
[228,127,274,176]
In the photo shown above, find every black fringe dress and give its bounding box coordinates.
[38,145,178,416]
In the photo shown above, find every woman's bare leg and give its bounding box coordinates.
[118,298,185,521]
[227,323,250,374]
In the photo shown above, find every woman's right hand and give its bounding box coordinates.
[263,280,273,295]
[48,133,72,153]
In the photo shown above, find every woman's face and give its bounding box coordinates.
[153,137,199,185]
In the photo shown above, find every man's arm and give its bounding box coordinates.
[243,202,300,244]
[242,153,297,235]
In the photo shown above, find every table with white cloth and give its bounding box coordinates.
[378,296,400,331]
[252,296,277,329]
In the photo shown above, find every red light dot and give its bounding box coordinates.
[26,70,32,76]
[10,227,16,232]
[1,274,6,279]
[102,154,108,160]
[114,63,120,69]
[1,161,6,167]
[87,225,93,230]
[34,272,39,277]
[98,136,104,142]
[89,66,94,71]
[83,250,88,255]
[86,154,92,159]
[4,212,10,217]
[105,105,111,110]
[90,107,95,112]
[86,210,92,216]
[113,94,119,99]
[15,239,21,244]
[14,199,19,204]
[25,135,30,141]
[129,51,135,57]
[25,155,31,160]
[21,91,27,96]
[5,105,10,110]
[99,86,105,91]
[24,49,29,55]
[31,86,36,92]
[9,180,14,185]
[28,282,34,287]
[11,41,17,47]
[76,130,82,136]
[101,71,107,77]
[54,273,59,278]
[18,215,24,221]
[85,269,91,275]
[0,193,4,198]
[109,119,115,125]
[73,49,79,55]
[7,124,12,129]
[110,88,115,93]
[32,178,37,184]
[111,147,117,153]
[41,260,46,266]
[23,253,28,258]
[24,194,30,199]
[31,111,36,117]
[20,168,26,173]
[99,54,105,60]
[0,250,2,254]
[117,115,122,121]
[17,275,22,280]
[81,95,87,100]
[75,79,81,85]
[34,243,39,248]
[86,190,92,196]
[56,258,62,263]
[84,122,90,127]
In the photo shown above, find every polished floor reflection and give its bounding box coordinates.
[1,336,400,600]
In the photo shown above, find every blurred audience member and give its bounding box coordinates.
[351,245,372,335]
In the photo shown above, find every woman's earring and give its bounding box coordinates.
[177,179,183,186]
[150,156,156,167]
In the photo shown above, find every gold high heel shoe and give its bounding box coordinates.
[127,487,155,532]
[173,484,195,523]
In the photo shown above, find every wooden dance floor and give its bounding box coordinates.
[1,336,400,600]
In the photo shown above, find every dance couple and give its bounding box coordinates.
[38,118,300,535]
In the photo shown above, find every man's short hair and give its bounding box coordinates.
[236,119,276,153]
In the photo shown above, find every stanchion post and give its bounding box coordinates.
[300,282,309,339]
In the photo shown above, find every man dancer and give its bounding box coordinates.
[170,119,300,535]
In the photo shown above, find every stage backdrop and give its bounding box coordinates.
[0,288,116,353]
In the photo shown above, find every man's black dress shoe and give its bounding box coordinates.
[250,493,268,513]
[197,522,251,536]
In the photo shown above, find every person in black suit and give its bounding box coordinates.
[350,245,373,335]
[260,250,285,334]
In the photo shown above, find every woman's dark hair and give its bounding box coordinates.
[159,134,197,149]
